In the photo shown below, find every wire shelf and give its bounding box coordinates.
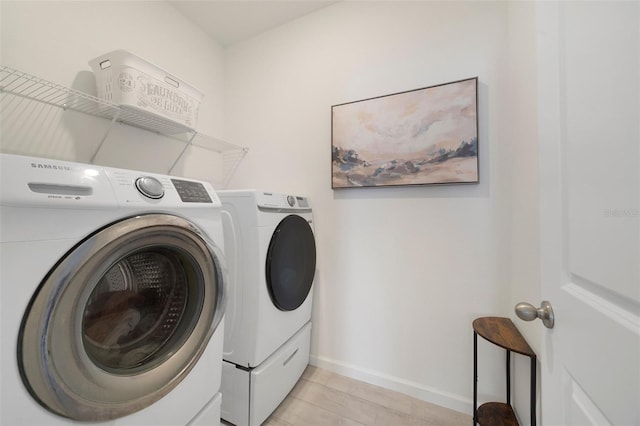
[0,65,247,186]
[0,65,194,135]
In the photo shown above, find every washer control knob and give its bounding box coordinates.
[135,176,164,199]
[287,195,296,207]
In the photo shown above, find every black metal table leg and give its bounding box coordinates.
[506,349,511,405]
[531,356,537,426]
[473,331,478,425]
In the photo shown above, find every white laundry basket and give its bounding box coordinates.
[89,50,203,130]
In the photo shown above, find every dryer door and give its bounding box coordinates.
[265,214,316,311]
[19,214,226,421]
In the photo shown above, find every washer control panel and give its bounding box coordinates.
[0,153,221,208]
[106,168,218,206]
[135,176,165,199]
[171,179,212,203]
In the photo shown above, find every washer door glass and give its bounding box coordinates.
[83,249,197,373]
[265,214,316,311]
[18,214,226,421]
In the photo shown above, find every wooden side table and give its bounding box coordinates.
[473,317,536,426]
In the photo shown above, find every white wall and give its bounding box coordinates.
[0,1,226,180]
[224,1,514,413]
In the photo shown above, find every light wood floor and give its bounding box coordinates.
[262,366,472,426]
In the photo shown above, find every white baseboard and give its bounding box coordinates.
[309,354,472,415]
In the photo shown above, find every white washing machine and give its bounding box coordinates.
[0,153,227,425]
[218,190,316,426]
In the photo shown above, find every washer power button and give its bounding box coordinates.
[135,176,164,199]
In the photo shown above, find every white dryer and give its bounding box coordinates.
[218,190,316,426]
[0,153,227,425]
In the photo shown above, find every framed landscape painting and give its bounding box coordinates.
[331,77,478,189]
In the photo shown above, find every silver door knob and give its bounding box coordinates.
[515,301,554,329]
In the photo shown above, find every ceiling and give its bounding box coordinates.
[169,1,337,47]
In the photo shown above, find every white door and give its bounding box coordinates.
[537,2,639,425]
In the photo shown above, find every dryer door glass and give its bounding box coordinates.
[266,214,316,311]
[18,214,226,421]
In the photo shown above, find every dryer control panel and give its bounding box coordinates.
[256,191,311,211]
